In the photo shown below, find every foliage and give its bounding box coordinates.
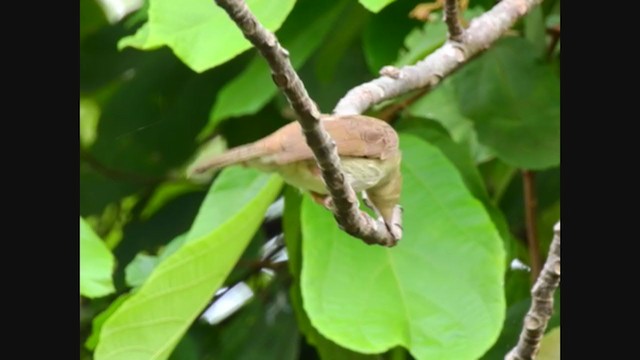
[80,0,560,359]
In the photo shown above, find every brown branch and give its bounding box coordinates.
[333,0,544,115]
[213,0,398,246]
[506,221,561,360]
[522,170,542,281]
[545,25,560,61]
[444,0,464,42]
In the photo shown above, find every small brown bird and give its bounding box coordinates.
[189,114,403,239]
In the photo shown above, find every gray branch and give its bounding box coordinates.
[506,221,561,360]
[444,0,464,42]
[333,0,543,115]
[213,0,398,246]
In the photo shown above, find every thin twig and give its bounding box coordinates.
[213,0,397,246]
[444,0,464,42]
[545,25,560,61]
[334,0,544,115]
[506,221,561,360]
[375,88,430,123]
[80,150,167,185]
[522,170,542,281]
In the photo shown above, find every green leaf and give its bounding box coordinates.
[80,0,108,41]
[362,1,419,74]
[95,167,283,360]
[80,217,116,298]
[201,0,346,139]
[119,0,297,73]
[301,134,506,360]
[408,79,493,164]
[284,188,379,360]
[394,18,446,67]
[313,1,369,82]
[358,0,396,13]
[395,118,512,257]
[453,37,560,169]
[85,294,132,350]
[523,5,546,58]
[125,253,159,288]
[395,8,484,67]
[140,182,203,220]
[537,327,560,360]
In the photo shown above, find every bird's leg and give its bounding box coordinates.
[366,164,403,241]
[309,191,334,211]
[361,191,383,218]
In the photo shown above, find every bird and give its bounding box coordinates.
[188,114,403,240]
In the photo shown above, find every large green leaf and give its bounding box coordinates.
[95,167,283,360]
[200,0,347,139]
[358,0,396,13]
[408,79,493,164]
[301,134,506,360]
[284,188,380,360]
[80,217,116,298]
[395,119,513,258]
[119,0,297,73]
[453,37,560,169]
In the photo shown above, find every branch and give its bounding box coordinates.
[213,0,398,246]
[522,170,542,281]
[333,0,543,115]
[444,0,464,42]
[506,221,561,360]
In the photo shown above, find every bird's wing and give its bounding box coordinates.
[270,115,399,165]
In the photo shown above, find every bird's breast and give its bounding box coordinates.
[273,156,399,194]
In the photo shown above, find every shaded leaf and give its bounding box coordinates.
[201,0,347,139]
[119,0,297,73]
[80,0,108,42]
[125,253,159,288]
[95,167,283,359]
[301,134,505,360]
[362,0,420,73]
[453,37,560,169]
[395,7,484,67]
[408,76,493,164]
[523,5,546,58]
[80,217,116,298]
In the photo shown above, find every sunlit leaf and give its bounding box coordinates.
[200,0,347,139]
[358,0,396,13]
[95,167,283,359]
[80,217,116,298]
[301,134,505,360]
[119,0,297,73]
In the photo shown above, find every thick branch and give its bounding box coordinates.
[506,221,561,360]
[444,0,464,42]
[213,0,398,246]
[522,170,542,281]
[333,0,543,115]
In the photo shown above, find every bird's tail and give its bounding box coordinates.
[187,142,269,177]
